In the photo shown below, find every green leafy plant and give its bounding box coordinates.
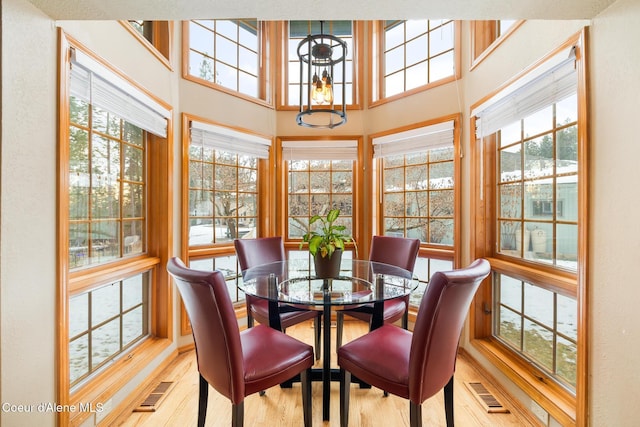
[300,208,356,258]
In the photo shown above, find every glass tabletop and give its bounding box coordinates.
[240,259,417,308]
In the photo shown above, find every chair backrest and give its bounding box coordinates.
[369,235,421,273]
[234,236,286,271]
[408,258,491,404]
[167,257,245,404]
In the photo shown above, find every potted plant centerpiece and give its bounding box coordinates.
[300,208,356,278]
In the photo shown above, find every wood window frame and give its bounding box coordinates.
[369,20,462,108]
[274,136,364,256]
[470,20,524,71]
[181,20,275,108]
[180,114,274,336]
[469,29,589,426]
[120,21,173,70]
[276,21,364,112]
[371,115,462,307]
[57,30,174,426]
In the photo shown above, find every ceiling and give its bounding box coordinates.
[26,0,614,21]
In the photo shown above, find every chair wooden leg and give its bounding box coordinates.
[231,401,244,427]
[314,315,321,360]
[336,312,344,348]
[197,374,208,427]
[444,376,454,427]
[340,368,351,427]
[410,401,422,427]
[247,310,254,328]
[402,310,409,329]
[301,368,312,427]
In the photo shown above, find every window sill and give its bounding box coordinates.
[471,337,576,426]
[67,337,172,426]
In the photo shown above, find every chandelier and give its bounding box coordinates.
[296,21,347,129]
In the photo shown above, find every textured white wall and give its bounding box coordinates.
[1,0,58,425]
[590,0,640,424]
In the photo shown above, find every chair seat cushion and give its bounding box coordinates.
[337,324,412,399]
[250,298,320,329]
[342,297,407,324]
[241,325,314,397]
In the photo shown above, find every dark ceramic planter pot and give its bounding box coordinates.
[313,249,343,278]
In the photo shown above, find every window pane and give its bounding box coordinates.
[556,94,578,125]
[499,144,521,182]
[216,61,238,91]
[122,307,144,347]
[91,283,120,325]
[406,35,428,67]
[190,52,214,81]
[524,283,554,327]
[384,192,404,217]
[557,223,578,269]
[287,158,355,239]
[429,218,453,244]
[524,136,554,178]
[69,293,89,337]
[123,274,143,310]
[188,19,263,100]
[499,275,522,312]
[523,319,553,371]
[188,140,259,247]
[429,50,454,82]
[405,62,428,91]
[385,71,404,97]
[557,294,577,340]
[429,21,454,56]
[92,319,120,368]
[557,336,577,387]
[69,335,89,384]
[498,306,522,348]
[190,22,214,54]
[124,145,143,182]
[216,20,238,42]
[215,34,238,67]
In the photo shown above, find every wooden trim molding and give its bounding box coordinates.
[57,30,175,426]
[119,21,173,71]
[468,29,590,426]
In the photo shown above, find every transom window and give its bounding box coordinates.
[470,20,523,68]
[187,20,262,99]
[284,21,355,107]
[376,20,456,100]
[123,20,172,65]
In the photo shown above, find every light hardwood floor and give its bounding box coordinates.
[116,321,541,427]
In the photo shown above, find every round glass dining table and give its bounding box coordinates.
[240,258,418,421]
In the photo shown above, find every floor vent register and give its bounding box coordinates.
[465,382,510,414]
[134,381,175,412]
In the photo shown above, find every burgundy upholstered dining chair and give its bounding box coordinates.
[337,258,491,427]
[167,257,313,427]
[234,236,321,359]
[336,235,420,348]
